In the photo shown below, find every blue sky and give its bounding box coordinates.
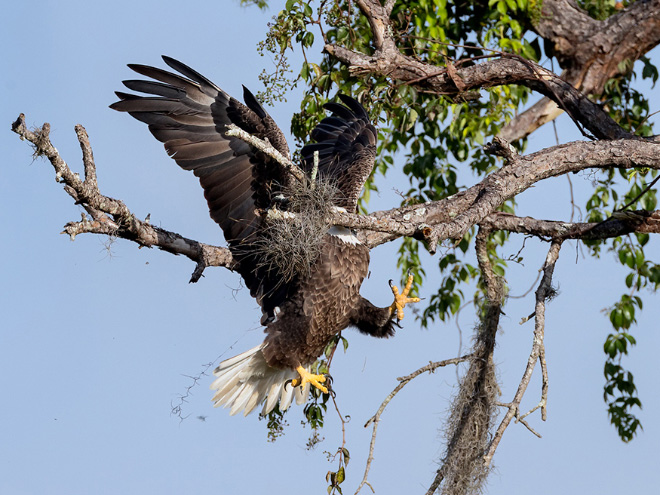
[2,1,659,494]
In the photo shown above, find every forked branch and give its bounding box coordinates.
[354,354,473,495]
[11,113,235,282]
[483,240,563,467]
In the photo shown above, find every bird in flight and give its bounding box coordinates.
[111,56,419,416]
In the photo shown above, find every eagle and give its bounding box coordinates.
[110,56,419,416]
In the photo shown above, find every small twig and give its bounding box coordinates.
[566,174,582,223]
[509,269,542,300]
[516,415,542,438]
[616,175,660,212]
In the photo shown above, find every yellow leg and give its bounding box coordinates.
[291,365,328,394]
[389,274,421,321]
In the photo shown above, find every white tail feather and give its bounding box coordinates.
[210,343,309,416]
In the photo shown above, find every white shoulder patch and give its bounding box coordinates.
[328,225,360,245]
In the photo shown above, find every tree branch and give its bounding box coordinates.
[534,0,660,93]
[340,0,660,143]
[325,45,633,141]
[354,354,473,495]
[480,210,660,240]
[483,240,563,467]
[224,123,306,182]
[353,139,660,250]
[11,114,235,282]
[13,113,660,274]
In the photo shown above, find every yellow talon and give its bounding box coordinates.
[389,274,421,321]
[291,365,328,394]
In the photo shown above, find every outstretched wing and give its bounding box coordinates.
[110,56,293,319]
[300,95,377,211]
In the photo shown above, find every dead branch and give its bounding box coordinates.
[483,240,563,467]
[354,354,472,495]
[358,138,660,250]
[11,114,235,282]
[224,123,306,182]
[480,210,660,241]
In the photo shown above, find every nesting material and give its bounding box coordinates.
[254,177,340,283]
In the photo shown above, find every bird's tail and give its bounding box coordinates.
[210,343,309,416]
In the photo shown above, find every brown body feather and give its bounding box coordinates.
[263,235,373,368]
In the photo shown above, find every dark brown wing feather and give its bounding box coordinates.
[110,56,293,319]
[300,95,377,211]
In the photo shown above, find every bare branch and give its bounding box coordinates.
[483,240,562,467]
[501,0,660,140]
[13,112,660,281]
[354,354,472,495]
[480,210,660,240]
[11,114,235,280]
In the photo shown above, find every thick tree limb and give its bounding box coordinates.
[325,3,638,141]
[12,113,660,274]
[535,0,660,93]
[344,0,660,142]
[352,139,660,250]
[338,48,630,140]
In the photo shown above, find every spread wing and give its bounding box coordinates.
[300,94,377,212]
[110,56,293,319]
